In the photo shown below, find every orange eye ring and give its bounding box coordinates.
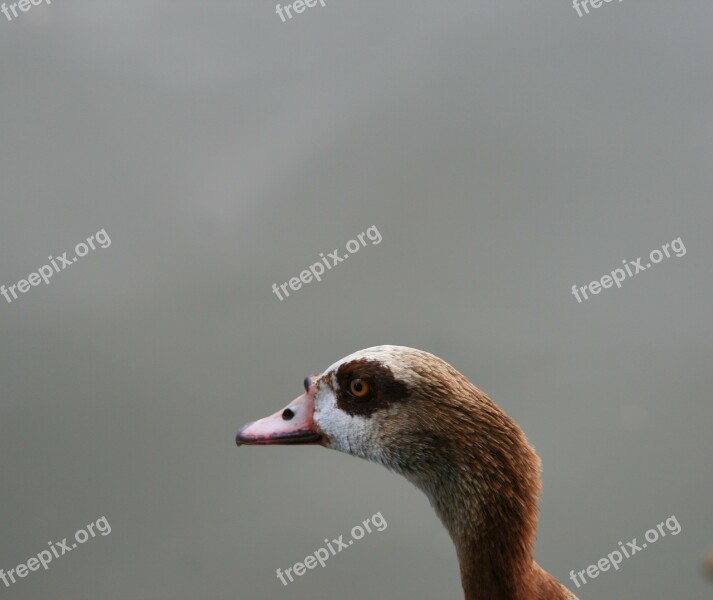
[349,378,370,398]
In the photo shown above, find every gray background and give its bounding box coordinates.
[1,1,711,599]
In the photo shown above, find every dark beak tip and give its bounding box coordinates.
[235,422,254,446]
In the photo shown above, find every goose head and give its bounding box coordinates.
[236,345,577,600]
[238,346,490,473]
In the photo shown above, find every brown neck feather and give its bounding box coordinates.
[430,411,542,599]
[398,367,574,599]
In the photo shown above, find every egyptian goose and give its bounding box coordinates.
[237,345,579,600]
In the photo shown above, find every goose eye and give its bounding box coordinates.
[349,378,370,399]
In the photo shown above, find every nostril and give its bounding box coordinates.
[282,408,295,421]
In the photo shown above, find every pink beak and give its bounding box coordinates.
[236,381,322,446]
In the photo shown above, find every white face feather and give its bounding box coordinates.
[311,346,415,465]
[312,381,374,457]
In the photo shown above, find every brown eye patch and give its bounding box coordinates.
[334,358,410,417]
